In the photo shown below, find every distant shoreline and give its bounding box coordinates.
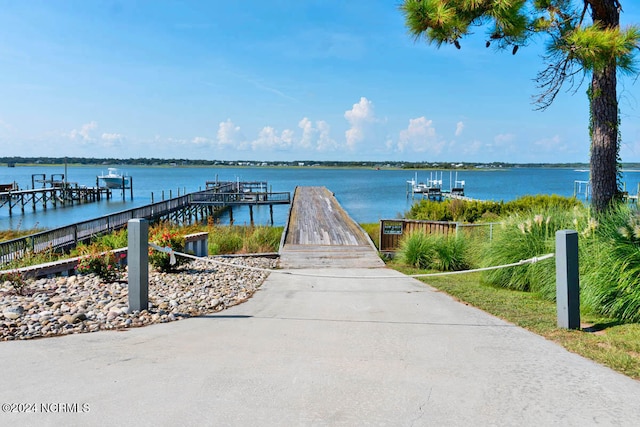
[0,156,613,171]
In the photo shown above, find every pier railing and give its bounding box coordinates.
[191,191,290,205]
[0,194,194,265]
[0,185,292,266]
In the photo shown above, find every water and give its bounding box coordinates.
[1,165,639,230]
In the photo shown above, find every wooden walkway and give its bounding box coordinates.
[279,186,384,268]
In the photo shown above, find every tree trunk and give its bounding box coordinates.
[589,0,620,213]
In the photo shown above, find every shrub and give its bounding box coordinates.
[244,226,282,253]
[398,232,472,271]
[406,194,582,224]
[399,232,432,269]
[581,204,640,322]
[430,234,471,271]
[76,251,126,282]
[208,226,244,255]
[148,225,188,272]
[0,270,27,295]
[480,206,590,299]
[95,229,128,249]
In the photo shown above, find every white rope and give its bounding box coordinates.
[147,243,555,280]
[148,242,177,266]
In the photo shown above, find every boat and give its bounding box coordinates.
[98,168,131,189]
[407,171,466,200]
[407,172,443,199]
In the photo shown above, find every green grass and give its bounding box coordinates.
[360,223,380,248]
[390,262,640,380]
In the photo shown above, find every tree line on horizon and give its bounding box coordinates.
[2,156,633,169]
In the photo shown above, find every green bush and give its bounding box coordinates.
[430,234,471,271]
[209,226,244,255]
[399,232,432,269]
[245,226,282,253]
[398,232,471,271]
[148,225,188,272]
[406,194,581,224]
[581,204,640,322]
[480,206,590,299]
[0,270,27,295]
[76,250,126,282]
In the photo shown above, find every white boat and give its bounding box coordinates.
[407,172,442,194]
[98,168,131,189]
[407,171,467,199]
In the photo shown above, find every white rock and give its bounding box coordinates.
[3,306,24,320]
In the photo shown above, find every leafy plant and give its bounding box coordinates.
[406,194,581,224]
[76,251,126,282]
[480,206,590,299]
[208,226,244,255]
[148,225,188,272]
[398,232,471,271]
[581,204,640,322]
[398,232,432,269]
[243,226,282,253]
[0,270,27,295]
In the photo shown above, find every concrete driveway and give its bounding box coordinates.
[1,266,639,426]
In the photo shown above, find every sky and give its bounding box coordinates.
[1,1,640,164]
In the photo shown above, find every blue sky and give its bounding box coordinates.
[1,1,640,163]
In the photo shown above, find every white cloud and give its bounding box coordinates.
[533,135,564,151]
[251,126,294,151]
[455,121,464,137]
[101,133,124,147]
[216,119,246,149]
[459,140,484,157]
[344,97,376,150]
[397,116,443,154]
[69,121,98,142]
[316,120,338,151]
[298,117,338,151]
[298,118,315,149]
[191,136,211,145]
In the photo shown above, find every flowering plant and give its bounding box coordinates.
[76,251,125,282]
[148,229,187,272]
[0,270,26,295]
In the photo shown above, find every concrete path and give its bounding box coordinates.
[2,188,640,426]
[1,266,640,426]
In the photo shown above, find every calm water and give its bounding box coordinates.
[1,165,639,230]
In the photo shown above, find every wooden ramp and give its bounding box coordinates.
[279,186,384,268]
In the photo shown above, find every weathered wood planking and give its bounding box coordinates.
[284,187,370,246]
[280,186,383,268]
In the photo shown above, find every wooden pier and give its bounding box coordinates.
[0,181,290,265]
[194,181,290,225]
[279,186,383,268]
[0,185,110,216]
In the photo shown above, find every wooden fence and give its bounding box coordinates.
[379,219,459,252]
[379,219,497,252]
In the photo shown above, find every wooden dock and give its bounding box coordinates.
[0,186,111,215]
[0,181,290,266]
[279,186,384,268]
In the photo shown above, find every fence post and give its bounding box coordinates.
[556,230,580,330]
[128,219,149,312]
